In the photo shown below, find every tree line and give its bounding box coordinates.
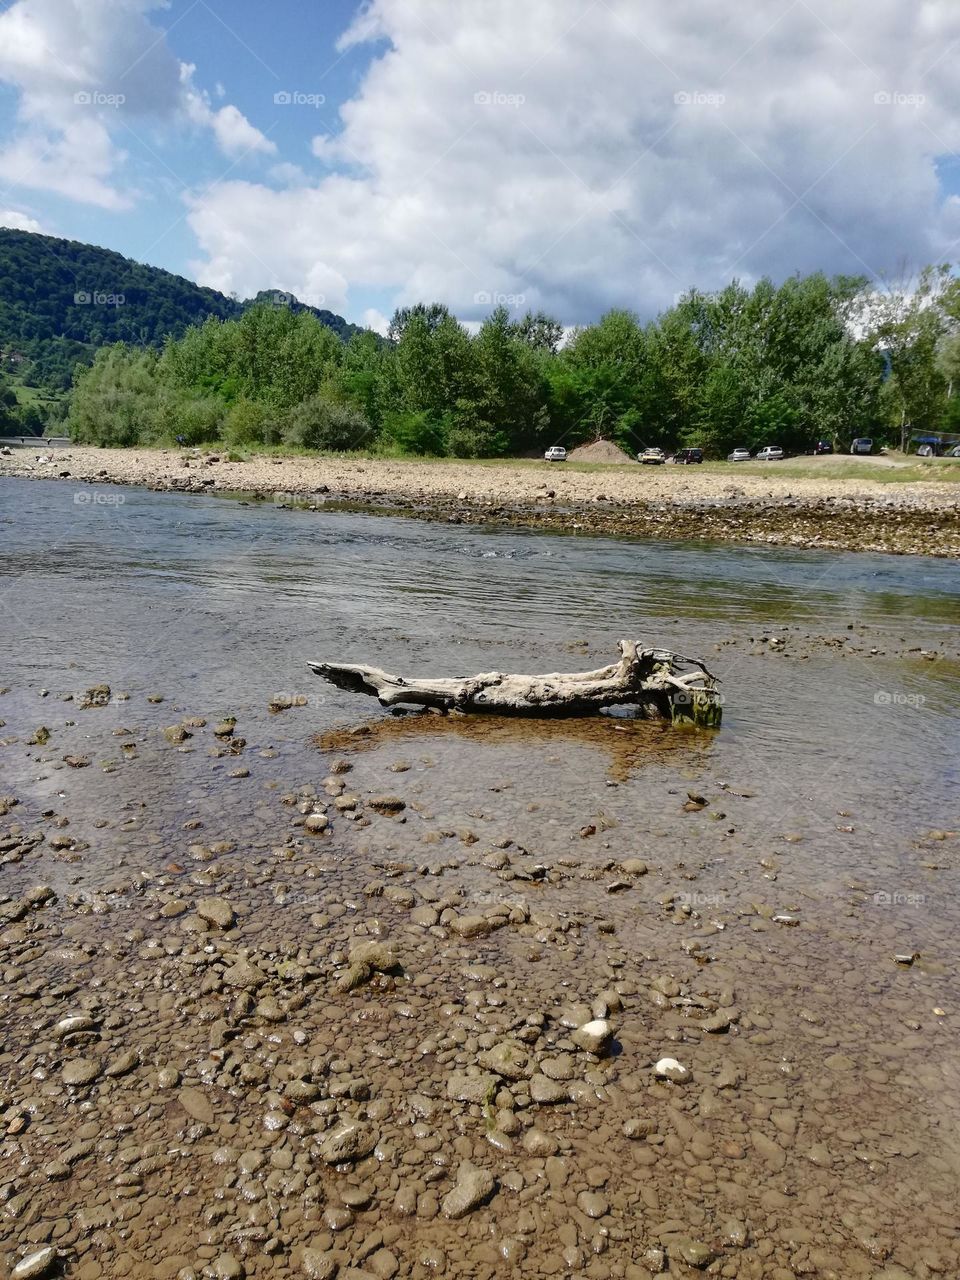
[64,268,960,457]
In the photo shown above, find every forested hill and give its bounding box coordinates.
[0,229,363,387]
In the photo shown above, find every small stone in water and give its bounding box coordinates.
[653,1057,690,1083]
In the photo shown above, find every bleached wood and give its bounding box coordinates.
[308,640,720,723]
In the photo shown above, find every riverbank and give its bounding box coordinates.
[1,480,958,1279]
[3,445,959,556]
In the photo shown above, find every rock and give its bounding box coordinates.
[157,1066,180,1088]
[522,1128,559,1156]
[451,914,497,938]
[699,1012,733,1033]
[447,1072,497,1104]
[577,1190,609,1218]
[336,963,372,992]
[750,1130,786,1171]
[62,1057,101,1086]
[672,1240,717,1268]
[212,1254,244,1279]
[479,1040,531,1080]
[653,1057,690,1083]
[54,1014,97,1039]
[197,896,235,929]
[163,724,191,744]
[318,1119,378,1163]
[368,795,406,815]
[11,1248,58,1279]
[179,1087,215,1125]
[529,1074,568,1104]
[368,1248,399,1279]
[221,957,267,988]
[620,858,648,875]
[301,1250,338,1280]
[104,1049,139,1077]
[305,813,329,834]
[349,940,398,971]
[79,684,111,709]
[442,1162,496,1218]
[571,1019,615,1054]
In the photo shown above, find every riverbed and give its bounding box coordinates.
[1,478,958,1280]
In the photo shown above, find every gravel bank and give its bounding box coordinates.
[3,446,959,556]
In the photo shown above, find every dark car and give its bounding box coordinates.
[673,447,704,464]
[813,439,832,454]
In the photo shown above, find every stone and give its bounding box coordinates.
[442,1162,496,1218]
[319,1119,378,1163]
[11,1248,58,1279]
[529,1074,568,1104]
[197,897,235,929]
[369,795,406,815]
[349,940,398,971]
[447,1073,497,1104]
[301,1250,338,1280]
[672,1240,717,1268]
[305,813,329,834]
[577,1190,609,1218]
[62,1057,101,1086]
[221,958,267,988]
[653,1057,690,1083]
[479,1041,530,1080]
[179,1087,215,1125]
[212,1254,244,1279]
[104,1049,138,1077]
[571,1019,614,1054]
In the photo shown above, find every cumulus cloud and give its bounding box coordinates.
[0,208,45,232]
[181,63,276,158]
[0,0,273,206]
[186,0,960,323]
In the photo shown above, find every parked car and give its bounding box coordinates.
[948,444,960,458]
[755,445,784,461]
[638,447,666,464]
[673,447,704,464]
[850,437,873,455]
[727,447,752,462]
[544,446,567,462]
[813,439,833,454]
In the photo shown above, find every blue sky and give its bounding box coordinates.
[1,1,959,332]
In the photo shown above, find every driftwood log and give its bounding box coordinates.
[308,640,721,725]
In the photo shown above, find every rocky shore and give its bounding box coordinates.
[1,668,958,1279]
[2,446,959,557]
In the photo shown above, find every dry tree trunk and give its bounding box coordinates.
[308,640,721,726]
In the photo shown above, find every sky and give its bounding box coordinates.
[1,0,960,334]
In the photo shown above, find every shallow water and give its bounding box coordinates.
[1,477,959,1280]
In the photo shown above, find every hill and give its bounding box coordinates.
[0,229,364,390]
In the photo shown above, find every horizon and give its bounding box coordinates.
[1,2,959,334]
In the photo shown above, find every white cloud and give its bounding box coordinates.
[186,0,960,324]
[0,0,273,206]
[181,63,276,159]
[362,308,391,337]
[0,208,44,232]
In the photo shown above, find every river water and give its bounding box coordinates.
[1,477,958,1280]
